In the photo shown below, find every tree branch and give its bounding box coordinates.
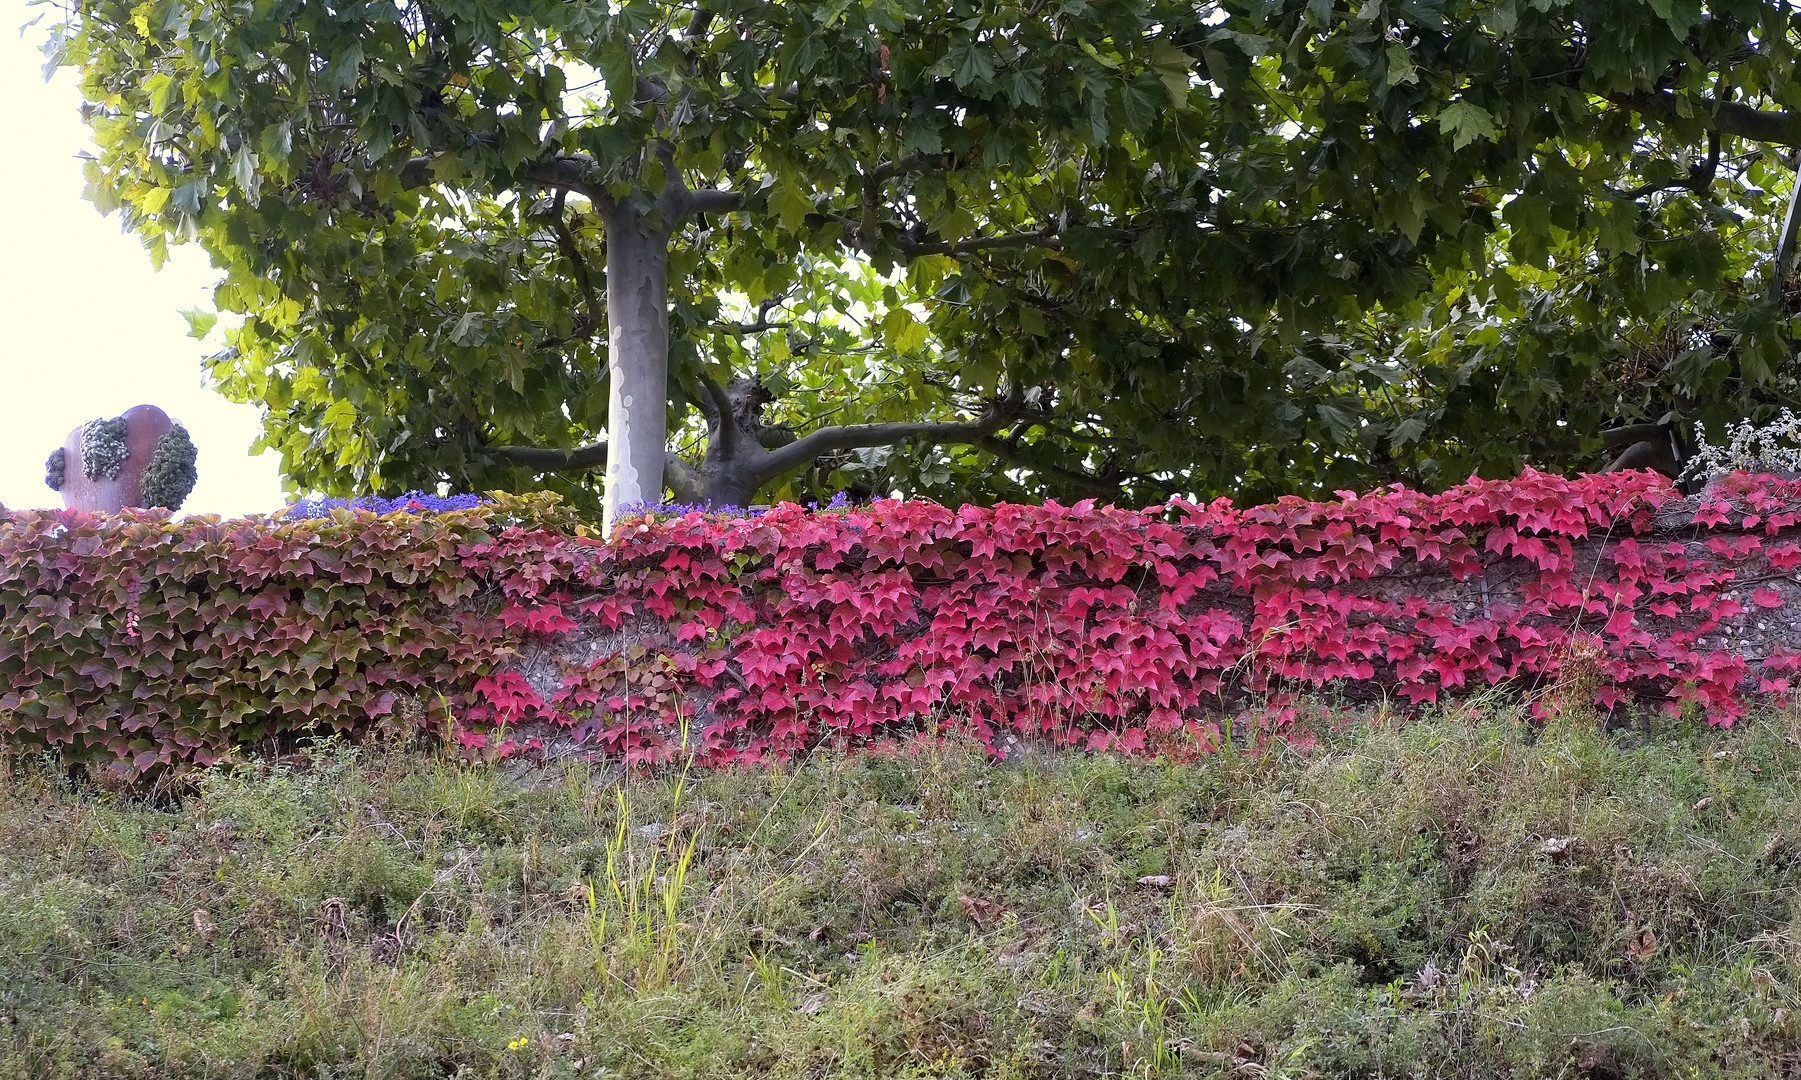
[976,436,1131,497]
[682,187,747,215]
[682,7,715,38]
[665,452,705,503]
[1611,130,1722,199]
[894,227,1064,259]
[707,297,789,334]
[550,189,604,334]
[485,439,704,501]
[757,408,1013,480]
[870,153,958,183]
[707,318,792,333]
[696,371,739,455]
[521,157,614,205]
[484,442,609,471]
[1606,90,1801,147]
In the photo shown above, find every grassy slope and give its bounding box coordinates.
[3,704,1801,1079]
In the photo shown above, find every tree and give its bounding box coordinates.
[51,0,1801,519]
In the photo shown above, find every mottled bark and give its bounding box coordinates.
[600,202,675,531]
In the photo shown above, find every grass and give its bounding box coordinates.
[3,700,1801,1078]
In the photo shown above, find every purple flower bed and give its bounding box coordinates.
[282,491,853,523]
[283,491,488,519]
[615,500,766,520]
[615,492,853,519]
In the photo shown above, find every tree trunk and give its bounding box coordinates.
[695,376,786,508]
[698,456,765,509]
[601,202,674,531]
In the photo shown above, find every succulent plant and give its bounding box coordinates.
[44,447,66,492]
[79,416,131,481]
[139,424,198,510]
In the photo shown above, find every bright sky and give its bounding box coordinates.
[1,0,286,518]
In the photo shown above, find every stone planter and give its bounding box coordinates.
[46,405,198,512]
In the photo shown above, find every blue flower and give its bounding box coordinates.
[614,500,769,520]
[284,490,488,519]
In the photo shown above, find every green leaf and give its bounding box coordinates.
[1437,100,1498,150]
[319,44,363,93]
[1384,43,1418,86]
[881,308,931,354]
[1018,306,1046,337]
[181,307,219,339]
[1149,40,1193,87]
[322,400,358,434]
[948,39,995,89]
[259,122,292,161]
[146,72,177,114]
[232,144,261,204]
[596,36,636,113]
[1388,415,1429,448]
[1119,75,1160,134]
[1482,0,1518,35]
[768,175,813,233]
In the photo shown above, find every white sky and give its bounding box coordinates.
[1,0,286,517]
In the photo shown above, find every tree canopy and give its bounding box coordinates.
[51,0,1801,518]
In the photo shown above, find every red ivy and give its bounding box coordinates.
[5,468,1801,775]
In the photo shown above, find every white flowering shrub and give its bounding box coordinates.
[1684,409,1801,482]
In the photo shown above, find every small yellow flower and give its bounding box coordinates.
[507,1036,530,1051]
